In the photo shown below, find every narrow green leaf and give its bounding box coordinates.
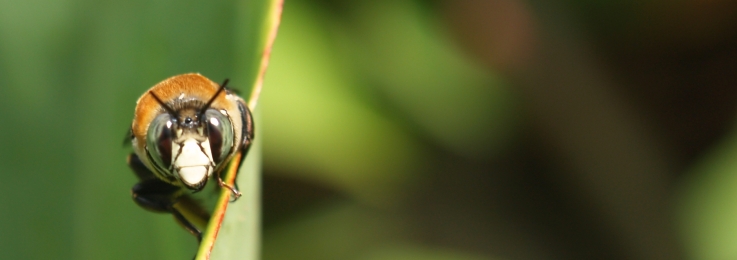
[194,0,282,259]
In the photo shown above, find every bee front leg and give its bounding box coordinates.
[128,153,205,242]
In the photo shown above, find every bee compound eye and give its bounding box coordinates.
[205,109,234,164]
[146,113,174,171]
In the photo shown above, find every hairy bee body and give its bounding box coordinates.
[126,73,253,241]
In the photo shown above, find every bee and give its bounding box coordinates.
[126,73,254,241]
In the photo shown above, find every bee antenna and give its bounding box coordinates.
[149,91,178,116]
[200,79,228,115]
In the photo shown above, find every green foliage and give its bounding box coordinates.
[0,0,517,259]
[261,0,516,207]
[678,130,737,260]
[258,1,515,259]
[0,0,276,259]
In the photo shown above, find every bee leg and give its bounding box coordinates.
[215,168,242,202]
[131,177,205,239]
[170,204,204,242]
[231,145,250,195]
[220,100,254,202]
[128,153,204,241]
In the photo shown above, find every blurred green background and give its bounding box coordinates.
[2,0,737,259]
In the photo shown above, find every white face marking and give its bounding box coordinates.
[178,166,210,187]
[172,138,215,187]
